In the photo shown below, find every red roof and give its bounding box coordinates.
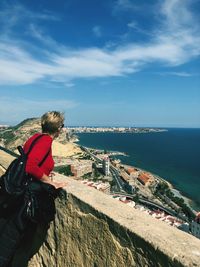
[138,173,151,184]
[126,168,138,174]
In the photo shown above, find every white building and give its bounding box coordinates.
[103,157,110,176]
[81,180,110,194]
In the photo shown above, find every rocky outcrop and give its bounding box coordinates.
[28,175,200,267]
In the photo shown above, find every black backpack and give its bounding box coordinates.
[0,134,50,196]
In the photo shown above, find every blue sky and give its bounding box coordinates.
[0,0,199,127]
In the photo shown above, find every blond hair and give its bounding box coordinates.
[41,111,64,134]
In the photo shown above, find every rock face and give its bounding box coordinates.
[27,175,200,267]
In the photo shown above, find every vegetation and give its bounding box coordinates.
[0,118,39,147]
[92,163,102,178]
[110,179,116,188]
[12,118,37,130]
[54,165,73,176]
[154,181,169,192]
[0,130,15,145]
[155,181,195,220]
[132,194,140,203]
[82,173,92,179]
[79,154,92,160]
[29,129,38,135]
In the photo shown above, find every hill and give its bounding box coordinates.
[0,117,82,158]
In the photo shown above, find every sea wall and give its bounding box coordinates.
[28,174,200,267]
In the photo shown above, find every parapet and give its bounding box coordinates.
[25,174,200,266]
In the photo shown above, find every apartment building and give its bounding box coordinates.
[103,157,110,176]
[71,160,93,177]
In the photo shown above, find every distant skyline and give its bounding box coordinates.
[0,0,200,127]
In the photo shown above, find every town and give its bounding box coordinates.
[53,145,200,240]
[67,126,167,134]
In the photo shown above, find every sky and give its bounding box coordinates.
[0,0,200,127]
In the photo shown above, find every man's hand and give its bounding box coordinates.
[41,173,68,189]
[49,172,56,181]
[53,181,68,189]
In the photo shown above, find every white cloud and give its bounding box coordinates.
[113,0,139,11]
[127,21,137,29]
[0,0,199,86]
[0,42,54,84]
[160,0,193,30]
[0,3,59,24]
[0,3,59,44]
[127,21,152,37]
[92,26,102,37]
[157,71,196,77]
[64,83,75,88]
[28,23,64,51]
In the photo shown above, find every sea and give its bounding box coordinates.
[77,128,200,211]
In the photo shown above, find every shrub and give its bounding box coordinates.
[54,165,73,176]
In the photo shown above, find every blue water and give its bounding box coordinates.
[77,129,200,210]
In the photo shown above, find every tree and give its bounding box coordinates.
[54,165,73,176]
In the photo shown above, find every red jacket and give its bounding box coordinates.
[23,133,54,180]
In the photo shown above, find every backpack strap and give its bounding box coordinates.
[26,134,51,167]
[26,134,45,157]
[38,147,51,167]
[16,134,46,159]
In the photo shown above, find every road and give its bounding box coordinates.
[81,146,191,221]
[81,146,127,192]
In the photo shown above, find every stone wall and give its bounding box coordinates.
[27,175,200,267]
[0,149,14,169]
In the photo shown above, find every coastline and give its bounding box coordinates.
[76,130,200,213]
[79,142,197,213]
[120,162,197,213]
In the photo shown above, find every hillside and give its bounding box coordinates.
[0,118,82,158]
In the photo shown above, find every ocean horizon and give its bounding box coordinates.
[77,128,200,211]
